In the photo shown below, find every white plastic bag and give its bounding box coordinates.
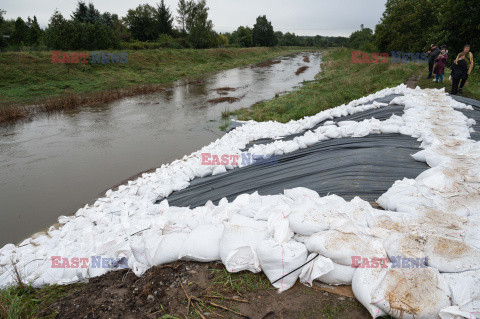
[220,221,268,273]
[299,254,334,287]
[441,270,480,319]
[179,224,224,262]
[305,230,386,265]
[317,261,356,285]
[257,239,308,292]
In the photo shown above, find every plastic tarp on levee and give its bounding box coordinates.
[2,86,480,319]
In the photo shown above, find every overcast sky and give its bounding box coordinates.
[1,0,387,37]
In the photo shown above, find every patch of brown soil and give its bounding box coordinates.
[406,74,422,89]
[252,60,282,68]
[213,87,237,93]
[295,66,309,75]
[208,97,240,104]
[40,262,371,319]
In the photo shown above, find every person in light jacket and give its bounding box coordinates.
[451,52,468,95]
[456,44,474,93]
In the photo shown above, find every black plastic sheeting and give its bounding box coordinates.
[167,134,428,207]
[164,94,480,208]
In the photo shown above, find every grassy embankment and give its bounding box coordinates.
[228,48,478,123]
[0,46,310,123]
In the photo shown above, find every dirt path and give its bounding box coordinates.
[40,261,371,319]
[407,73,423,89]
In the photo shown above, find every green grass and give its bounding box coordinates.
[209,267,273,294]
[231,48,428,122]
[0,284,85,318]
[0,47,313,108]
[415,69,480,100]
[230,48,479,123]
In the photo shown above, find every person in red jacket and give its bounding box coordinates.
[434,46,448,83]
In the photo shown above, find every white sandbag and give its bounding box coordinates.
[150,232,189,266]
[425,236,480,272]
[287,201,331,236]
[380,124,400,134]
[179,224,224,262]
[372,267,451,319]
[212,165,227,176]
[439,307,474,319]
[284,187,320,201]
[257,239,308,292]
[220,222,269,273]
[352,266,388,318]
[411,150,426,162]
[299,254,334,287]
[267,212,293,244]
[441,270,480,319]
[317,261,356,285]
[305,230,386,265]
[383,233,427,261]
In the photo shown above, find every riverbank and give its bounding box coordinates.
[1,261,370,318]
[229,48,478,122]
[0,46,311,124]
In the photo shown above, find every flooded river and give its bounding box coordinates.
[0,51,322,246]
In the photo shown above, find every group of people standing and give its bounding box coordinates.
[427,44,474,95]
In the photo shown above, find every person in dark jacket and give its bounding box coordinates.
[451,52,468,95]
[434,47,448,83]
[427,44,440,79]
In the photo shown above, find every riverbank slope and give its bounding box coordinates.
[0,47,311,123]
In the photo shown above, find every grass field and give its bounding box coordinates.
[230,48,478,123]
[0,47,311,108]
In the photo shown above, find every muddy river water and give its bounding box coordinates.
[0,52,322,246]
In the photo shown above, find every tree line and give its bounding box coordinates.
[346,0,479,61]
[0,1,348,51]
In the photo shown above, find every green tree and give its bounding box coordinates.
[124,4,159,41]
[71,1,101,24]
[11,17,29,45]
[176,0,193,34]
[0,9,7,50]
[187,0,215,49]
[279,32,297,46]
[45,9,119,50]
[374,0,440,52]
[438,0,480,55]
[216,34,228,47]
[348,24,376,51]
[156,0,174,35]
[252,15,277,47]
[231,26,253,47]
[27,16,42,45]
